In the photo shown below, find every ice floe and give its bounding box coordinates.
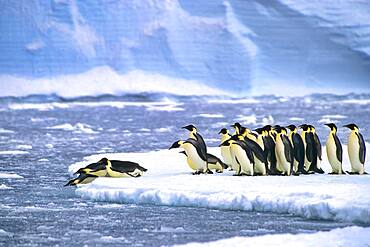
[0,150,29,155]
[69,144,370,224]
[0,173,24,179]
[178,226,370,247]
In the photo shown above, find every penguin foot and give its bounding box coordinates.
[346,171,360,175]
[205,169,213,174]
[215,170,223,173]
[192,171,201,175]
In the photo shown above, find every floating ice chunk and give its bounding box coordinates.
[0,150,29,155]
[0,128,14,134]
[0,173,24,179]
[0,184,12,189]
[47,123,98,134]
[16,145,32,150]
[195,114,225,119]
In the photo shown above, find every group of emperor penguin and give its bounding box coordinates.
[170,122,367,176]
[65,157,148,186]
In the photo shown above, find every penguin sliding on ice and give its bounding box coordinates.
[325,123,345,174]
[344,124,367,175]
[74,161,107,177]
[99,158,148,178]
[65,173,98,186]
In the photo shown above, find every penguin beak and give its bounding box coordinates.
[169,141,180,150]
[218,130,222,134]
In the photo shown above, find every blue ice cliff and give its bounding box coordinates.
[0,0,370,97]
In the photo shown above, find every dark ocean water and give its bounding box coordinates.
[1,93,369,246]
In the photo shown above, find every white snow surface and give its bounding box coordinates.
[69,144,370,224]
[178,226,370,247]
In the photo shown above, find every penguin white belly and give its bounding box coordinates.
[275,140,290,175]
[85,169,107,177]
[348,134,364,174]
[221,146,233,166]
[231,145,253,175]
[183,145,206,172]
[326,136,342,173]
[293,159,299,173]
[254,156,266,175]
[185,157,198,171]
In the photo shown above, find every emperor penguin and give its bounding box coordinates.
[218,128,233,168]
[241,127,258,142]
[237,134,267,175]
[299,124,324,174]
[344,124,366,175]
[170,139,211,174]
[65,173,98,186]
[274,126,294,175]
[182,124,207,156]
[324,123,344,174]
[309,125,324,173]
[231,122,242,136]
[179,150,228,173]
[99,158,148,178]
[74,161,107,177]
[220,137,254,176]
[286,125,306,174]
[262,125,278,175]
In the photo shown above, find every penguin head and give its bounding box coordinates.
[98,157,109,165]
[299,124,310,131]
[286,125,297,132]
[254,128,263,135]
[343,123,359,131]
[169,140,182,149]
[273,125,283,133]
[64,179,77,187]
[182,124,196,132]
[325,123,337,132]
[263,125,272,131]
[218,128,228,135]
[308,125,316,132]
[231,122,242,133]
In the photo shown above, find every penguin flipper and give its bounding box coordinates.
[357,132,366,165]
[333,134,343,163]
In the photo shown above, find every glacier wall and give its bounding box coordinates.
[0,0,370,97]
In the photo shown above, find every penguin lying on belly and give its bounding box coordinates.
[65,157,148,186]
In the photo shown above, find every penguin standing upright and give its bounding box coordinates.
[325,123,344,174]
[170,139,211,174]
[237,135,267,175]
[182,125,207,156]
[286,125,306,174]
[262,125,277,175]
[299,124,324,174]
[309,125,324,173]
[231,122,242,136]
[218,128,233,168]
[220,137,254,176]
[344,124,366,175]
[274,126,294,175]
